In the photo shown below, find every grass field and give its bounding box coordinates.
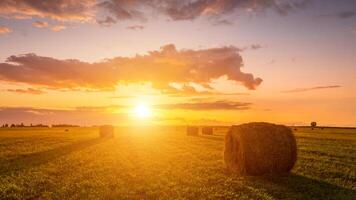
[0,126,355,200]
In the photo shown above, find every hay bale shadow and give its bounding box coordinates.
[244,173,356,200]
[0,137,105,176]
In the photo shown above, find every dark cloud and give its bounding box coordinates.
[97,16,117,26]
[250,44,263,50]
[282,85,341,93]
[212,19,234,26]
[0,44,262,93]
[0,0,95,22]
[7,88,46,95]
[337,10,356,19]
[158,101,251,110]
[319,10,356,19]
[126,25,145,30]
[0,25,11,34]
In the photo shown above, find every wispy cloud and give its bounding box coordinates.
[97,16,117,26]
[158,101,251,110]
[32,21,49,28]
[319,10,356,19]
[7,88,46,95]
[0,106,127,125]
[282,85,341,93]
[32,21,67,32]
[50,25,67,32]
[126,25,145,30]
[0,25,11,34]
[0,44,262,93]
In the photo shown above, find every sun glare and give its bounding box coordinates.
[133,103,152,119]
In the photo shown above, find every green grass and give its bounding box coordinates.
[0,126,355,200]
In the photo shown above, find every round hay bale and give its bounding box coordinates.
[187,126,199,136]
[202,127,213,135]
[224,122,297,176]
[99,125,114,138]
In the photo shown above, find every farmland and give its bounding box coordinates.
[0,126,355,200]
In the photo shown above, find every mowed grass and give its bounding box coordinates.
[0,126,355,200]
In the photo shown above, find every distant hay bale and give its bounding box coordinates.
[65,129,69,132]
[224,122,297,176]
[202,127,213,135]
[99,125,114,138]
[187,126,199,136]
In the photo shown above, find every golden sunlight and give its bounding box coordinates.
[133,103,152,119]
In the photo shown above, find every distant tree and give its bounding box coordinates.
[311,122,317,130]
[5,124,8,128]
[10,124,15,128]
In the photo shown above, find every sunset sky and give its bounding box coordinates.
[0,0,355,126]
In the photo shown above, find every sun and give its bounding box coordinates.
[133,103,152,119]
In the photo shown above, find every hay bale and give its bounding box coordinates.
[187,126,199,136]
[99,125,114,138]
[224,122,297,175]
[202,127,213,135]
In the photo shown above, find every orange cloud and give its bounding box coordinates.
[0,0,95,22]
[0,44,262,93]
[32,21,67,32]
[0,25,11,34]
[7,88,46,95]
[50,25,67,32]
[32,21,49,28]
[158,101,251,110]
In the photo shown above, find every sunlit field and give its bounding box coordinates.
[0,127,355,200]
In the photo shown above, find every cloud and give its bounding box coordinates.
[319,10,356,19]
[0,0,96,22]
[337,10,356,19]
[249,44,263,50]
[97,16,117,26]
[50,25,67,32]
[282,85,341,93]
[32,21,49,28]
[0,44,262,93]
[32,21,67,32]
[212,19,234,26]
[158,101,251,110]
[126,25,145,30]
[98,0,311,23]
[0,0,311,26]
[0,106,127,125]
[7,88,46,95]
[0,25,11,34]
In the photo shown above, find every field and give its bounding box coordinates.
[0,126,355,200]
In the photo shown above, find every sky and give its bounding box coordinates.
[0,0,355,126]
